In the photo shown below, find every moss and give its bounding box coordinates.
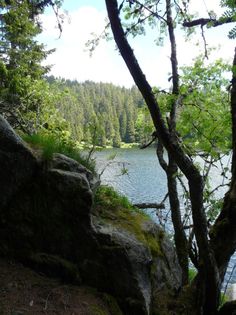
[94,185,163,257]
[144,233,162,257]
[188,268,197,283]
[152,286,197,315]
[94,185,134,210]
[102,293,123,315]
[89,305,109,315]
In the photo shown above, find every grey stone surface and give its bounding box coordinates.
[51,153,100,190]
[0,115,37,210]
[0,116,181,315]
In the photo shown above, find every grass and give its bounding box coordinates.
[23,133,95,172]
[94,185,134,210]
[94,185,163,257]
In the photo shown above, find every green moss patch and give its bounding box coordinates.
[188,268,197,283]
[89,305,110,315]
[94,185,162,256]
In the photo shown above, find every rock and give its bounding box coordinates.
[141,221,182,292]
[218,300,236,315]
[1,168,93,260]
[29,253,81,283]
[81,219,182,315]
[0,115,38,209]
[86,223,152,315]
[0,116,181,315]
[51,153,100,190]
[45,168,93,219]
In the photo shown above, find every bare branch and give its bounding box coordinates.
[201,25,208,59]
[133,202,165,209]
[129,0,168,24]
[140,132,157,149]
[183,17,235,28]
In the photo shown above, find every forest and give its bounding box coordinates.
[0,0,236,315]
[46,77,150,147]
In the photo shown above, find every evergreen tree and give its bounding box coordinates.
[47,77,146,146]
[0,0,54,129]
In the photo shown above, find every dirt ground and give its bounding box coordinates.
[0,259,117,315]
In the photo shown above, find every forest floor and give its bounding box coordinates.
[0,259,115,315]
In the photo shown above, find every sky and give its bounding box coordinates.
[38,0,236,89]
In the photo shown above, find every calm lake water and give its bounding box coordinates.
[94,147,235,290]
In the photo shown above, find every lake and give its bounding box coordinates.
[94,147,236,291]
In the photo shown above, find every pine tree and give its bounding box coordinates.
[0,0,54,127]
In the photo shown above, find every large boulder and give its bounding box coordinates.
[85,216,181,315]
[0,116,38,209]
[0,116,181,315]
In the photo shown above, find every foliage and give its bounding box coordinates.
[23,133,95,172]
[47,77,147,146]
[0,0,57,131]
[178,57,231,157]
[220,0,236,39]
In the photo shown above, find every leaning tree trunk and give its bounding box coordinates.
[210,48,236,283]
[105,1,220,313]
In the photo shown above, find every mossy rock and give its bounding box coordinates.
[93,185,163,257]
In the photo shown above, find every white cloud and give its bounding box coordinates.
[38,2,235,89]
[39,6,134,87]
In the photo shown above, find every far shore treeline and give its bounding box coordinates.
[46,76,153,147]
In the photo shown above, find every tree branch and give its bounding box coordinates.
[133,202,165,209]
[183,17,235,28]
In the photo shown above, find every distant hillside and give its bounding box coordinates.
[47,76,153,147]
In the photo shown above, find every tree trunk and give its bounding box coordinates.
[167,155,189,285]
[166,0,189,285]
[210,48,236,282]
[156,141,189,285]
[105,1,221,313]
